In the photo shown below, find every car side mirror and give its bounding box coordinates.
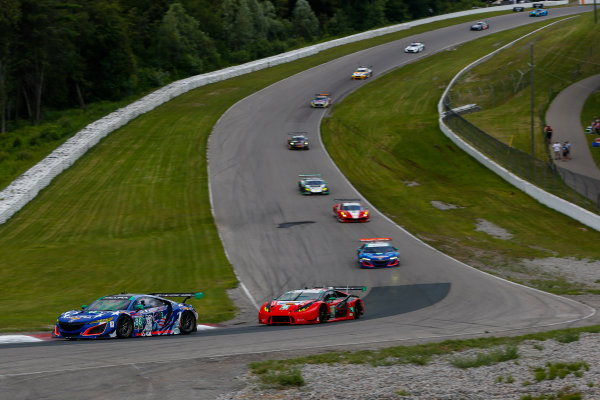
[81,305,88,310]
[394,247,398,250]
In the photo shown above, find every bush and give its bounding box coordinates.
[257,368,305,389]
[451,345,519,369]
[16,151,32,161]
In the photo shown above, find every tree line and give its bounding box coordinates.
[0,0,486,133]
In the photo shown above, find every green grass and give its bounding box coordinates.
[252,367,305,389]
[450,345,519,369]
[495,373,515,383]
[0,12,512,332]
[521,391,582,400]
[533,361,589,382]
[322,13,600,293]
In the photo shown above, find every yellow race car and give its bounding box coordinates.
[351,66,373,80]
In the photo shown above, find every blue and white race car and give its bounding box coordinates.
[54,292,203,339]
[357,238,400,268]
[530,8,548,17]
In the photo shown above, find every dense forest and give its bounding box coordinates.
[0,0,487,133]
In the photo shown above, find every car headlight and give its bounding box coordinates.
[390,257,398,260]
[322,187,327,191]
[91,317,113,324]
[305,187,310,191]
[295,301,315,312]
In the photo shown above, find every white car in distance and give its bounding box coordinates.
[404,42,425,53]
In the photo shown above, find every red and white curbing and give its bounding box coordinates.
[0,324,220,344]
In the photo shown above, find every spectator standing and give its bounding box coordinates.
[593,117,600,135]
[543,124,553,144]
[552,141,562,160]
[562,140,571,160]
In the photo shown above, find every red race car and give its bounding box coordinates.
[258,286,366,325]
[333,198,370,222]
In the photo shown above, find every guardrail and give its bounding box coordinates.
[0,1,568,224]
[438,15,600,232]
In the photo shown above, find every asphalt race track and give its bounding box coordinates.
[1,6,597,399]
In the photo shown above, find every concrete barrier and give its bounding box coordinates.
[0,0,569,225]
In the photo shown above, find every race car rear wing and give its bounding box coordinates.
[288,131,307,135]
[359,238,391,242]
[149,292,204,303]
[333,286,366,291]
[333,198,361,202]
[322,286,367,291]
[299,174,321,177]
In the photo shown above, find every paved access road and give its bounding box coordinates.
[1,6,596,400]
[546,74,600,179]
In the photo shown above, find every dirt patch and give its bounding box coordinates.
[431,200,461,210]
[475,218,513,240]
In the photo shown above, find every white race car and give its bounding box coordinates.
[404,42,425,53]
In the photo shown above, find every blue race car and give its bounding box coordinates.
[54,292,203,339]
[357,238,400,268]
[530,8,548,17]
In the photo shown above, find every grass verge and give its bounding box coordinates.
[248,325,600,385]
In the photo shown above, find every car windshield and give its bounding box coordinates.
[86,298,132,311]
[363,245,395,253]
[291,137,305,141]
[306,180,323,185]
[357,68,367,72]
[342,204,362,211]
[410,43,419,46]
[277,291,322,301]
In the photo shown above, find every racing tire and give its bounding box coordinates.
[179,311,196,335]
[116,315,133,338]
[354,302,362,320]
[318,305,328,323]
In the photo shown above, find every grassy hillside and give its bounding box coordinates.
[452,13,600,159]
